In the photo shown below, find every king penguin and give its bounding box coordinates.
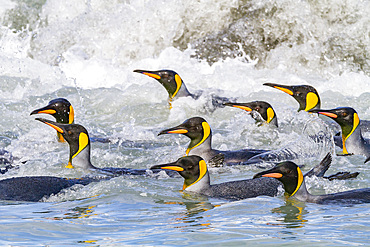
[158,117,269,166]
[309,107,370,163]
[36,118,175,176]
[150,153,349,201]
[133,69,231,109]
[224,101,278,127]
[254,153,370,204]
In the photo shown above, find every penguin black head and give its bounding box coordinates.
[253,161,304,197]
[134,69,183,99]
[158,117,211,155]
[224,101,277,126]
[263,83,320,112]
[309,107,360,139]
[31,98,74,124]
[36,118,90,168]
[151,155,208,190]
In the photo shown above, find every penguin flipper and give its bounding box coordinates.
[304,153,332,177]
[324,171,360,181]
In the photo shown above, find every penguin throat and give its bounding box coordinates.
[186,122,211,155]
[305,92,319,111]
[70,132,90,165]
[266,107,275,123]
[341,113,360,154]
[289,166,304,197]
[183,160,208,190]
[170,74,182,99]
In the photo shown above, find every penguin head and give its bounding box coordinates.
[253,161,304,197]
[263,83,320,112]
[151,155,208,190]
[309,107,360,153]
[158,117,212,155]
[134,69,183,99]
[30,98,74,124]
[224,101,277,125]
[36,118,90,169]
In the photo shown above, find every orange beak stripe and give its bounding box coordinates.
[262,173,283,178]
[274,86,293,95]
[318,112,338,118]
[143,72,161,80]
[161,166,184,172]
[37,109,57,114]
[231,105,252,112]
[167,129,188,134]
[44,122,64,133]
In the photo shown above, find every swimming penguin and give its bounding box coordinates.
[150,155,281,200]
[253,153,370,204]
[133,69,231,109]
[309,107,370,163]
[36,118,175,176]
[0,176,100,202]
[224,101,278,127]
[158,117,269,166]
[30,98,109,143]
[263,83,370,132]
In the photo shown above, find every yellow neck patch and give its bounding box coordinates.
[69,106,75,124]
[266,107,274,123]
[72,132,89,159]
[66,161,74,169]
[305,92,319,111]
[342,113,360,154]
[172,74,182,98]
[57,132,65,142]
[186,122,211,155]
[290,166,304,197]
[183,159,207,190]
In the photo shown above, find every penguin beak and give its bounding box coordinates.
[309,109,338,119]
[35,118,65,134]
[30,105,56,115]
[263,83,294,96]
[150,162,184,172]
[158,125,188,136]
[223,102,253,112]
[133,70,161,80]
[253,166,283,179]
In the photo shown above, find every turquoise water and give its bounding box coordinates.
[1,0,370,245]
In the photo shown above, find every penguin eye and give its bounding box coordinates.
[162,74,168,78]
[68,130,72,135]
[342,112,348,117]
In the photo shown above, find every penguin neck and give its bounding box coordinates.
[169,82,194,99]
[183,170,211,193]
[186,133,212,157]
[342,125,368,155]
[288,179,315,202]
[69,144,96,170]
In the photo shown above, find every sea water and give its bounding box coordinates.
[0,0,369,245]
